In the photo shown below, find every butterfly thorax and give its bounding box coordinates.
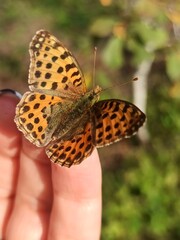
[51,85,102,141]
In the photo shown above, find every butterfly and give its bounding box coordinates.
[14,30,146,167]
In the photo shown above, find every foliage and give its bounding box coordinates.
[0,0,179,239]
[102,84,180,239]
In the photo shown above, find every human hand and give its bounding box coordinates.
[0,90,102,240]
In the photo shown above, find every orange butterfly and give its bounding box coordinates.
[14,30,146,167]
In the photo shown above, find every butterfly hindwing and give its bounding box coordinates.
[46,122,94,167]
[92,99,146,147]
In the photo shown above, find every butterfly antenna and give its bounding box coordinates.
[102,77,138,92]
[92,47,97,89]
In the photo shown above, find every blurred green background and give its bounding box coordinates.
[0,0,179,239]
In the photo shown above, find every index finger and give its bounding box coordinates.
[48,149,102,240]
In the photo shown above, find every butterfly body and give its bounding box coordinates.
[14,30,146,167]
[49,86,101,142]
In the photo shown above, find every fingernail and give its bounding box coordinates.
[0,89,22,99]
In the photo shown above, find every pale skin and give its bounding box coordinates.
[0,93,102,240]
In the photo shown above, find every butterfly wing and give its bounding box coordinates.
[29,30,86,96]
[15,30,87,147]
[92,99,146,147]
[46,122,94,167]
[14,92,72,147]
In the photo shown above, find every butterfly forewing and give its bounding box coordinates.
[14,92,66,147]
[92,100,146,147]
[29,30,86,96]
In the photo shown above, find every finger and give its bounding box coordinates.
[48,149,102,240]
[0,92,21,237]
[5,136,53,240]
[3,92,54,240]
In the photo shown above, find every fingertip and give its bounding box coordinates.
[0,92,21,137]
[52,148,100,177]
[51,148,102,198]
[49,149,102,239]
